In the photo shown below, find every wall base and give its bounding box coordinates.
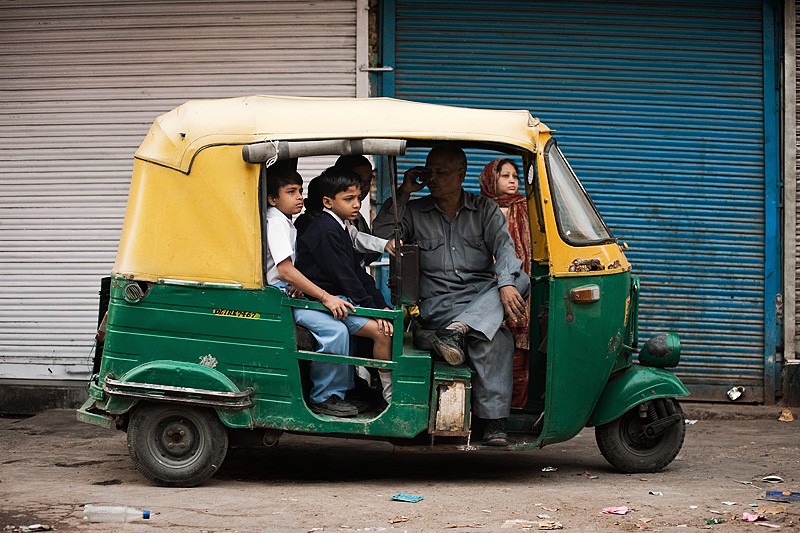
[782,363,800,407]
[0,382,89,415]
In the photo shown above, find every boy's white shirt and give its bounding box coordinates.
[322,207,388,255]
[264,206,296,286]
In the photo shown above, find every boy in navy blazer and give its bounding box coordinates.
[296,166,395,402]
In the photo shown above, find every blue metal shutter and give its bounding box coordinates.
[386,0,780,401]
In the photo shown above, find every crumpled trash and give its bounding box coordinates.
[764,491,799,503]
[685,419,698,425]
[762,475,784,484]
[391,493,423,503]
[501,519,537,529]
[743,512,766,522]
[389,516,409,524]
[501,519,563,530]
[778,409,794,422]
[727,386,745,400]
[538,520,563,530]
[22,526,52,533]
[721,501,736,505]
[705,518,726,525]
[601,506,629,515]
[541,466,558,472]
[649,491,663,496]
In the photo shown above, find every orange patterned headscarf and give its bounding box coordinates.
[479,159,532,276]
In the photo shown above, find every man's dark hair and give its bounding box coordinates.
[335,154,371,171]
[266,167,302,200]
[429,143,467,172]
[317,166,361,200]
[304,175,323,213]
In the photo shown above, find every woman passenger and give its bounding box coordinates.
[479,158,531,408]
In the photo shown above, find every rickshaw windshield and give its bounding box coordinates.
[544,139,614,246]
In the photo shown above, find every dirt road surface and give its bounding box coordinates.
[1,406,798,532]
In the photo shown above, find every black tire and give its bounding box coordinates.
[595,398,685,473]
[126,403,228,487]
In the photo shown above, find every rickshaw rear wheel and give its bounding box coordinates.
[595,398,685,473]
[127,402,228,487]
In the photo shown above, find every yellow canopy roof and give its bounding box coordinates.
[135,95,549,173]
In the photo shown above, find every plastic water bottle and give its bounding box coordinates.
[83,504,150,523]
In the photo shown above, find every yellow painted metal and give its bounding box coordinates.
[535,132,630,276]
[115,95,628,286]
[135,95,549,173]
[113,145,262,288]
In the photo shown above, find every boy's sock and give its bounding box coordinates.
[379,371,392,403]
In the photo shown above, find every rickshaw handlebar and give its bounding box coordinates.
[242,138,407,164]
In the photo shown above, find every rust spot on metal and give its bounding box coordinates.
[568,258,605,272]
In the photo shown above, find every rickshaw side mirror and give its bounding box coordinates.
[389,243,420,306]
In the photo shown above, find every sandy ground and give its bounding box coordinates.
[0,406,798,532]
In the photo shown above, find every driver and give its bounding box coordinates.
[373,144,530,446]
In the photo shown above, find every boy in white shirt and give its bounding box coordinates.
[264,164,363,418]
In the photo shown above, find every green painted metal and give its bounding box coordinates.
[98,278,432,438]
[537,271,632,445]
[103,360,253,428]
[588,365,691,427]
[76,398,115,429]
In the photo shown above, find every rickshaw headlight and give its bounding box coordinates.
[638,333,681,368]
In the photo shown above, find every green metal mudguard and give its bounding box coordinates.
[102,360,254,428]
[588,364,690,427]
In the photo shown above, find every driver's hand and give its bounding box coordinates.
[500,285,525,323]
[399,166,431,194]
[384,238,397,257]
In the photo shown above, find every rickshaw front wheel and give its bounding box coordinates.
[127,402,229,487]
[595,398,685,473]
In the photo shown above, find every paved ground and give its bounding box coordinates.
[0,403,798,532]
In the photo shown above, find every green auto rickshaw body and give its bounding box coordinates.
[76,96,689,483]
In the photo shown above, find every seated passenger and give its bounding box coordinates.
[296,173,394,258]
[263,162,361,418]
[293,175,323,238]
[334,155,383,265]
[295,166,395,403]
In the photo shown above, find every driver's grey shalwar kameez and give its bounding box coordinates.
[374,190,531,419]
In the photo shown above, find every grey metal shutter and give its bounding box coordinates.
[388,0,780,401]
[0,0,359,382]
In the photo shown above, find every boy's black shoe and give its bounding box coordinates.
[431,328,466,365]
[344,394,371,414]
[309,395,358,417]
[482,418,508,446]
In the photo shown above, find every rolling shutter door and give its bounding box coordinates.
[390,0,779,401]
[0,0,358,381]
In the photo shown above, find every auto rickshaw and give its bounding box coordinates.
[77,95,689,487]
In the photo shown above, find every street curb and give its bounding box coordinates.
[681,401,795,421]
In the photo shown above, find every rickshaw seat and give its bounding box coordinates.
[295,325,317,351]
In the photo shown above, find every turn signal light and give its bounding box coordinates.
[570,285,600,303]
